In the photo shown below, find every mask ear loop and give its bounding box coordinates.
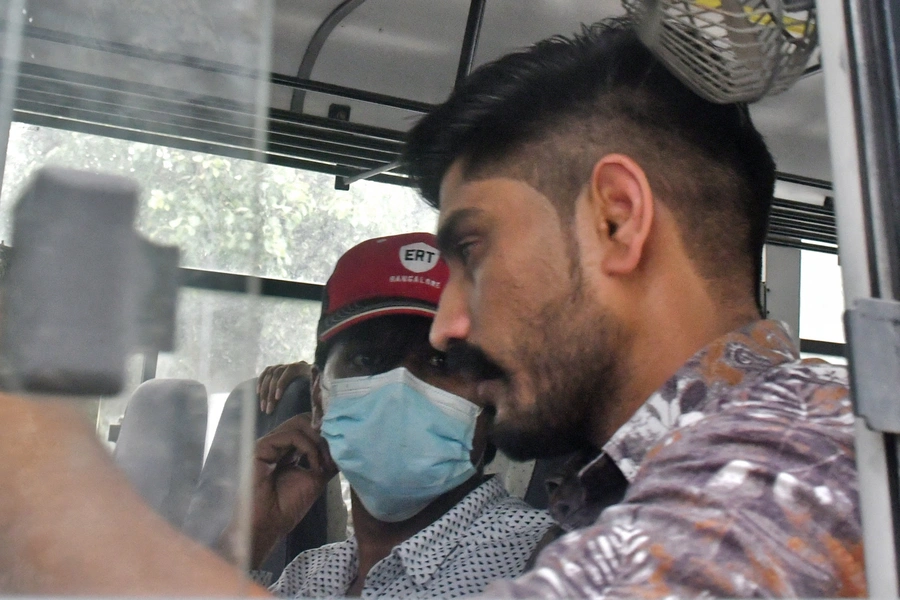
[317,370,335,414]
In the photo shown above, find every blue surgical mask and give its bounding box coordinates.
[320,367,481,522]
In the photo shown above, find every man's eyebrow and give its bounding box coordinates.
[436,208,483,255]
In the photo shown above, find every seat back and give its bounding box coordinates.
[113,378,208,528]
[182,376,327,578]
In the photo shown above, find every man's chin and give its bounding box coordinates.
[490,417,581,461]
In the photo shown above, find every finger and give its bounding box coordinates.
[257,366,277,412]
[256,417,327,472]
[257,366,275,396]
[262,366,285,414]
[256,430,322,473]
[274,362,309,403]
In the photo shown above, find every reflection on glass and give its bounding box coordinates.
[1,123,438,283]
[0,0,273,584]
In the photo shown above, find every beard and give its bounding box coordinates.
[491,297,628,460]
[447,276,629,462]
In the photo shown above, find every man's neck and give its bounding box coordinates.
[592,277,760,448]
[349,475,485,591]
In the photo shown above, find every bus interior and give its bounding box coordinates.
[0,0,896,595]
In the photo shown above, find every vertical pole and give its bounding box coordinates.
[818,0,900,595]
[762,245,801,345]
[0,0,27,199]
[455,0,487,88]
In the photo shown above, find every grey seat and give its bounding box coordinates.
[113,378,208,529]
[182,377,327,579]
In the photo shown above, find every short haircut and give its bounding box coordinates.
[403,18,775,307]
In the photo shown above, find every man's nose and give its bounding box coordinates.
[430,280,471,351]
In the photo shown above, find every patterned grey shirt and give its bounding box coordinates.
[487,320,865,598]
[271,476,553,598]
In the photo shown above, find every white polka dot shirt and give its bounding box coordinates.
[270,476,554,598]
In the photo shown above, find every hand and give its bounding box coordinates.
[250,414,337,567]
[257,361,312,415]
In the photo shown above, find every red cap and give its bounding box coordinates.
[317,232,448,342]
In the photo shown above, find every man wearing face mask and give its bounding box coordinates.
[249,232,553,598]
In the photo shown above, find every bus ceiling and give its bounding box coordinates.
[4,0,830,200]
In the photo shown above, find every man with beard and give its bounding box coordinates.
[402,17,865,599]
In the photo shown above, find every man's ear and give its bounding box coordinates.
[310,365,323,427]
[587,154,655,276]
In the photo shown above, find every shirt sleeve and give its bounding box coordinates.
[484,399,865,598]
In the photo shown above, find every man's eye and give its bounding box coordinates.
[351,353,378,369]
[457,240,477,265]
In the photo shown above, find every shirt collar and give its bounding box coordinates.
[393,476,508,587]
[599,319,798,483]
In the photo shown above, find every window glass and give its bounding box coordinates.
[97,290,320,455]
[0,123,437,282]
[799,250,845,344]
[153,290,321,456]
[155,290,321,395]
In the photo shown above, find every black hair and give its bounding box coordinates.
[403,18,775,308]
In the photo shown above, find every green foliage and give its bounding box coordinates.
[0,123,438,397]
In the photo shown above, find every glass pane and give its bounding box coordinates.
[799,250,845,344]
[0,0,272,586]
[156,290,320,394]
[0,123,437,282]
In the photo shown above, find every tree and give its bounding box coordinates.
[0,122,438,432]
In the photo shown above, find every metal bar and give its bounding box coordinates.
[291,0,369,113]
[773,196,837,214]
[271,74,433,113]
[799,339,845,356]
[269,108,405,144]
[0,0,26,201]
[14,93,257,149]
[772,203,836,228]
[17,60,426,131]
[178,268,323,302]
[767,223,838,245]
[342,160,400,185]
[455,0,487,87]
[12,23,433,114]
[764,236,838,254]
[818,0,899,595]
[768,215,838,235]
[17,61,255,114]
[267,133,397,164]
[16,72,255,125]
[140,351,158,382]
[774,171,834,191]
[12,108,407,188]
[13,109,262,162]
[265,153,409,186]
[14,23,258,78]
[769,218,837,236]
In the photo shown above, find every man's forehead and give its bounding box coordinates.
[437,159,469,217]
[336,315,433,347]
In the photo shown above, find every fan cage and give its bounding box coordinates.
[622,0,818,103]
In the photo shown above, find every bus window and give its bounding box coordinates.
[0,123,437,284]
[799,249,847,364]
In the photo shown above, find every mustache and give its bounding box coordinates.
[444,340,507,381]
